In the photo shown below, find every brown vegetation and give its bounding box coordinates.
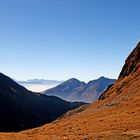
[0,42,140,139]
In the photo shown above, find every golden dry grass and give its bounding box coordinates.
[0,69,140,140]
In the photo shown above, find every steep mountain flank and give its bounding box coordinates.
[99,42,140,100]
[119,42,140,80]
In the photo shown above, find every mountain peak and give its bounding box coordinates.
[118,42,140,80]
[45,76,115,103]
[60,78,86,87]
[98,76,107,80]
[97,76,105,79]
[67,78,80,82]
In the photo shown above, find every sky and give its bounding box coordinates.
[0,0,140,82]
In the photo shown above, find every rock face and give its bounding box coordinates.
[118,42,140,80]
[0,73,85,132]
[99,42,140,100]
[44,77,116,103]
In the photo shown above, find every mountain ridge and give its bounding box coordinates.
[118,42,140,80]
[44,77,116,103]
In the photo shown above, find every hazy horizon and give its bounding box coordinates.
[17,76,116,92]
[0,0,140,82]
[19,83,62,92]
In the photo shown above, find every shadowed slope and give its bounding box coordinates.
[0,73,85,132]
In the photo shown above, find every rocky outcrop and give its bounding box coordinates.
[99,42,140,100]
[118,42,140,80]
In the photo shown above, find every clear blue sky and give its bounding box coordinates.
[0,0,140,82]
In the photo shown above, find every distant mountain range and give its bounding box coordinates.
[0,73,85,132]
[44,77,116,103]
[18,79,63,84]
